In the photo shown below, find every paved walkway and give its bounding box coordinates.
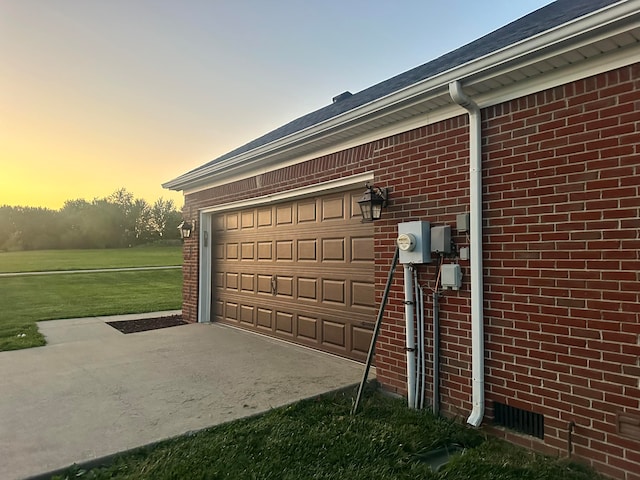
[0,312,370,480]
[0,266,181,278]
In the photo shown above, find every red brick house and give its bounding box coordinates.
[164,1,640,478]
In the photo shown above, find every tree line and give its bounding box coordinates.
[0,189,183,251]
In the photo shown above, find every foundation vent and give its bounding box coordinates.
[617,412,640,440]
[494,402,544,439]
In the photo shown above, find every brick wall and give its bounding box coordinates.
[373,64,639,479]
[480,64,640,480]
[182,63,639,479]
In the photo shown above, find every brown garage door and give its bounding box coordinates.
[212,189,375,361]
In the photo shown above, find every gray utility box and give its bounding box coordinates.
[441,263,462,290]
[456,213,470,233]
[397,221,432,264]
[431,225,451,254]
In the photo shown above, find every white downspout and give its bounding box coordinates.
[449,80,485,427]
[403,264,417,409]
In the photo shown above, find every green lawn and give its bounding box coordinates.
[0,269,182,351]
[0,246,182,273]
[52,390,602,480]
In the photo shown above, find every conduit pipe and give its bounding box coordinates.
[418,283,426,410]
[432,290,440,415]
[414,268,421,408]
[448,80,485,427]
[403,264,417,409]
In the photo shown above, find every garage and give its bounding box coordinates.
[212,188,375,361]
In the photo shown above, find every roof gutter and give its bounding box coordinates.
[449,80,484,428]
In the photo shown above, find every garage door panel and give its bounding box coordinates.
[298,315,318,340]
[213,188,373,361]
[351,237,374,262]
[323,279,345,305]
[276,311,293,335]
[258,208,272,227]
[352,326,374,355]
[240,305,254,325]
[257,308,273,330]
[226,273,238,290]
[322,197,345,221]
[298,277,317,300]
[297,239,317,261]
[257,275,273,295]
[275,276,293,297]
[297,200,317,223]
[276,241,293,260]
[322,238,345,261]
[351,281,375,309]
[225,302,238,321]
[276,205,293,225]
[257,242,272,260]
[226,212,239,230]
[214,300,224,319]
[220,269,372,297]
[241,211,255,229]
[214,214,225,231]
[322,320,346,348]
[226,243,238,259]
[349,192,365,219]
[220,291,370,322]
[240,274,254,292]
[241,242,254,260]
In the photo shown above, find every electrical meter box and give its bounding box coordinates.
[397,221,431,264]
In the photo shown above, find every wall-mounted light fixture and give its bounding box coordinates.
[357,183,388,222]
[178,220,195,239]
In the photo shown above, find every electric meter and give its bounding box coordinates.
[397,221,431,264]
[397,233,416,252]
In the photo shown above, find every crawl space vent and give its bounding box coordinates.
[494,402,544,439]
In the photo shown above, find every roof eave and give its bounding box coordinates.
[163,0,637,192]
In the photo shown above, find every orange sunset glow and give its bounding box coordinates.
[0,0,551,210]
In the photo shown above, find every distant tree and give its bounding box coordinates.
[0,189,182,250]
[0,206,14,249]
[0,206,19,251]
[4,206,61,250]
[149,198,182,239]
[107,189,136,246]
[134,198,153,244]
[59,199,91,248]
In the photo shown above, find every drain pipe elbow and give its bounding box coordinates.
[449,81,476,111]
[449,81,485,428]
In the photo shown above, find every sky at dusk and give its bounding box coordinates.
[1,0,552,210]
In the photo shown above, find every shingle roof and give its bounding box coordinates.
[184,0,620,176]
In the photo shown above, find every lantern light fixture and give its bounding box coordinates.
[178,220,195,239]
[357,183,388,222]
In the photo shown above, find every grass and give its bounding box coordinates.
[0,269,182,351]
[0,246,182,273]
[51,390,602,480]
[1,249,602,479]
[0,246,182,351]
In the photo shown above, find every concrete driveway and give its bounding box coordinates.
[0,312,369,480]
